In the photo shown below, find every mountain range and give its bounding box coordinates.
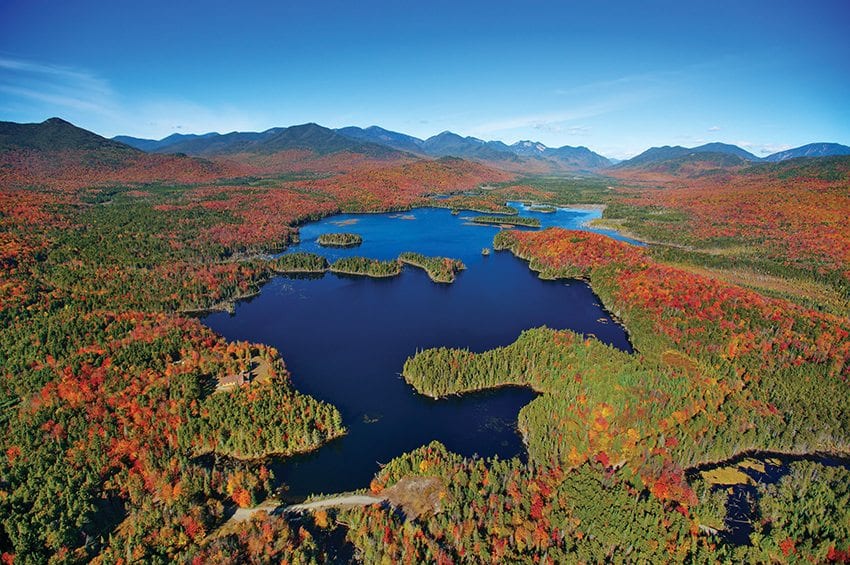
[612,141,850,171]
[116,124,613,172]
[114,123,850,171]
[3,118,848,175]
[115,123,401,158]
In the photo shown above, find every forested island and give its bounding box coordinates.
[271,252,329,273]
[317,232,363,247]
[471,214,541,227]
[398,252,466,283]
[330,256,403,277]
[431,195,519,215]
[270,251,468,283]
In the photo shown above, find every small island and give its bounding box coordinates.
[471,215,541,228]
[330,256,402,277]
[317,232,363,247]
[398,252,466,283]
[482,247,490,256]
[271,252,329,273]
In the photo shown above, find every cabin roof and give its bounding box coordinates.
[219,371,250,387]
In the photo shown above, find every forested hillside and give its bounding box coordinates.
[0,120,510,562]
[1,119,848,563]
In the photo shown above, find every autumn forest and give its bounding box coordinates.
[1,105,849,565]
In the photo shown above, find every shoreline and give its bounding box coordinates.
[471,217,541,228]
[328,267,402,279]
[430,202,519,216]
[271,267,328,275]
[407,379,544,400]
[585,217,657,246]
[317,242,362,248]
[684,447,850,475]
[194,428,348,463]
[564,203,606,211]
[493,245,638,353]
[180,288,264,316]
[510,200,607,213]
[525,201,607,212]
[398,257,462,284]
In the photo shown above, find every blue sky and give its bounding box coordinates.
[1,1,848,159]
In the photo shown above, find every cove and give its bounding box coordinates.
[202,205,637,500]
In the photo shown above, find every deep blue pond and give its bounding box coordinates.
[202,204,638,500]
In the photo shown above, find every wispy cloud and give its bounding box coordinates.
[0,55,119,119]
[0,84,110,114]
[468,93,652,139]
[130,100,267,137]
[552,70,681,98]
[0,54,268,138]
[0,56,112,95]
[738,141,792,156]
[468,69,680,141]
[708,125,721,132]
[469,102,614,136]
[530,124,592,136]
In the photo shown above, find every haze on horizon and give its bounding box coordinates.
[1,0,848,160]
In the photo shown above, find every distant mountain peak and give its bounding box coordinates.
[692,142,760,161]
[335,125,424,154]
[44,117,74,126]
[618,140,850,169]
[764,142,850,162]
[617,142,760,168]
[289,122,323,130]
[0,117,138,153]
[511,140,548,154]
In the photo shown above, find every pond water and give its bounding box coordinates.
[688,451,850,545]
[202,204,638,500]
